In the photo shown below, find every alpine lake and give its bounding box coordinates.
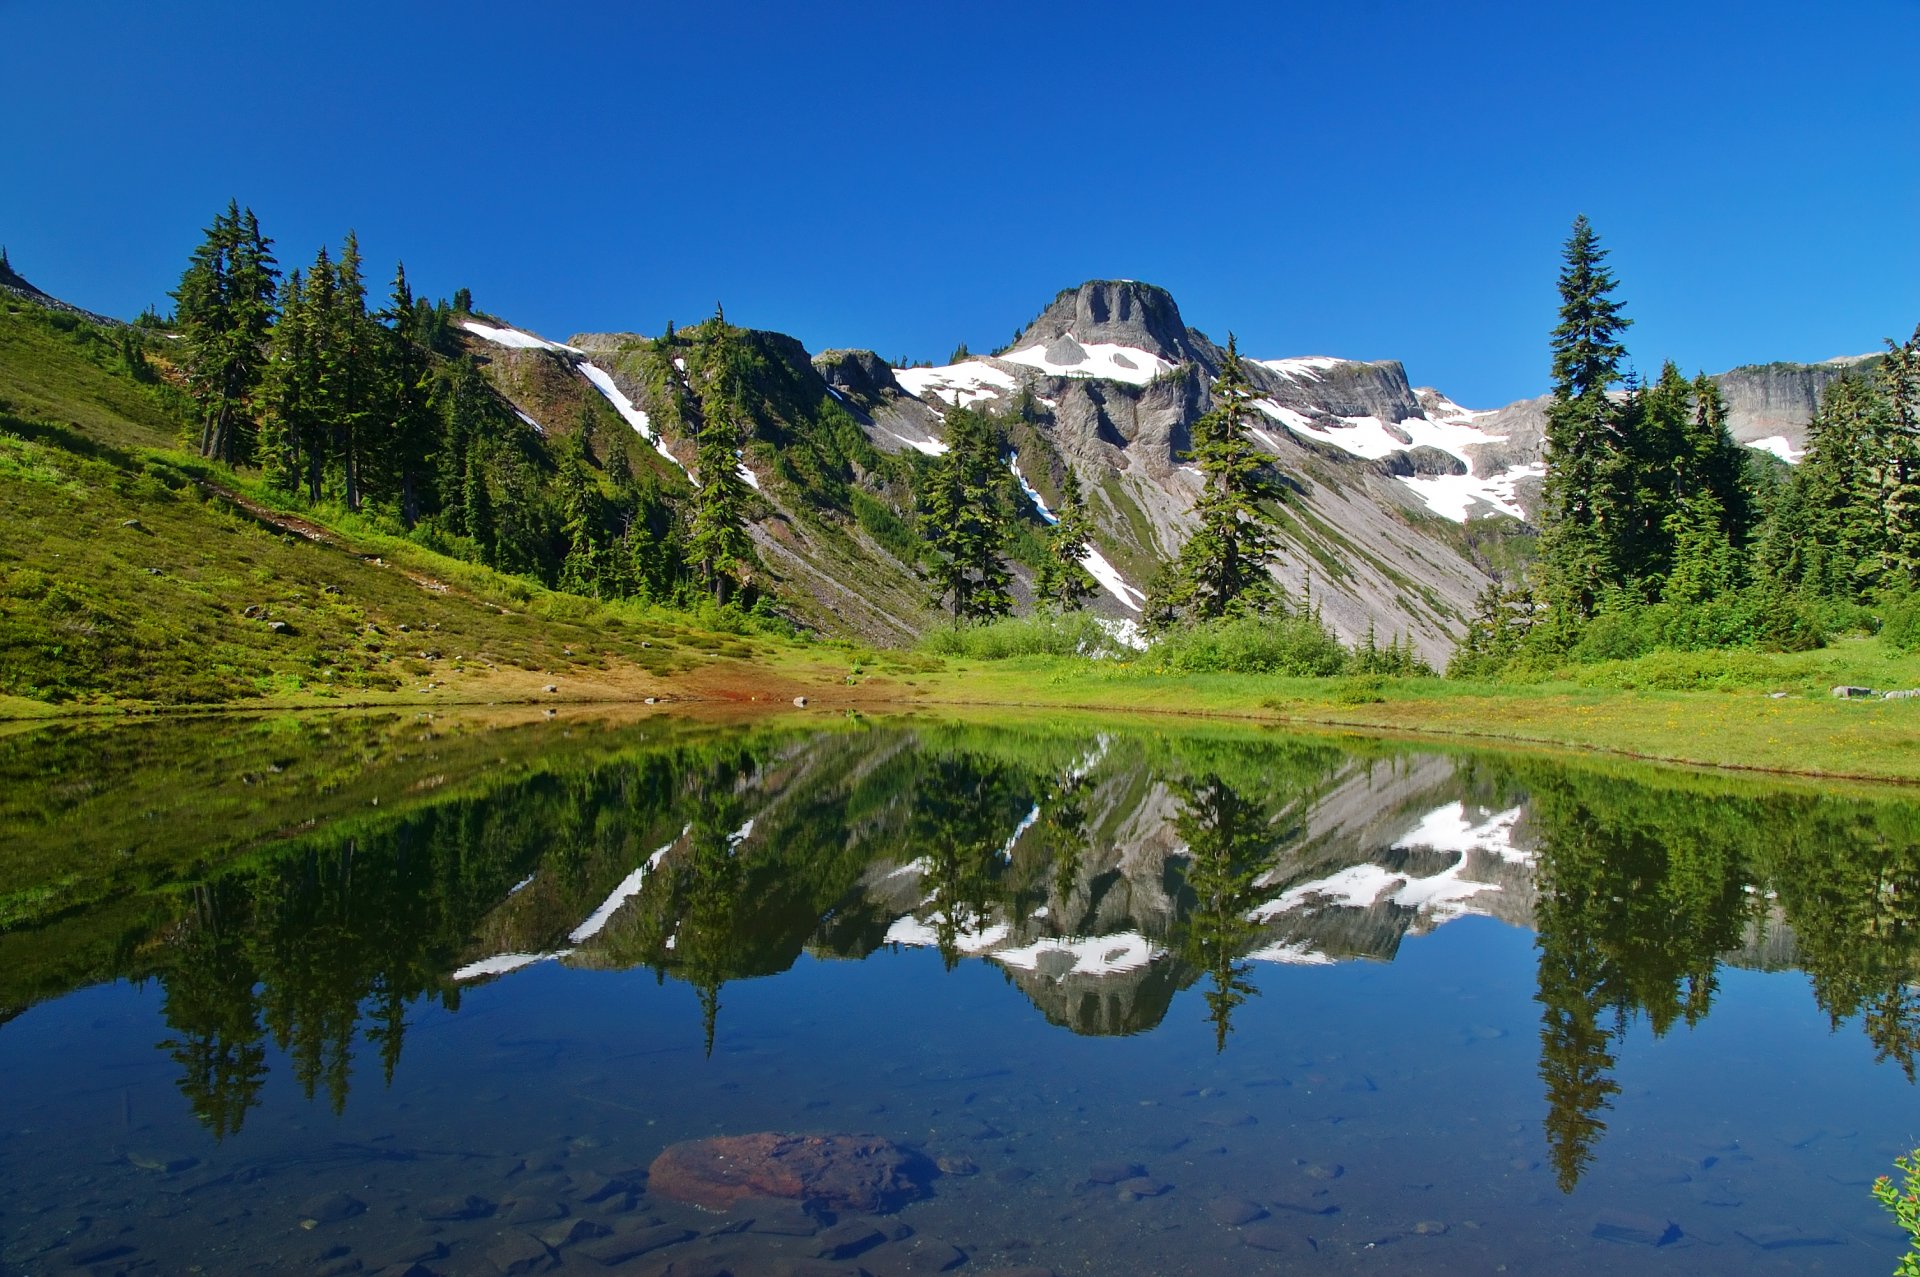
[2,707,1915,1276]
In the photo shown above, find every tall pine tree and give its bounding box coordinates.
[688,310,757,607]
[1146,335,1284,629]
[1034,465,1098,611]
[919,403,1014,621]
[1536,215,1633,634]
[172,201,278,465]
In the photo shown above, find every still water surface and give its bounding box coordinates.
[0,711,1915,1274]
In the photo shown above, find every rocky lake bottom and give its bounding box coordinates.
[0,713,1914,1274]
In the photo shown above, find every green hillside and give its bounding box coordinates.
[0,295,779,711]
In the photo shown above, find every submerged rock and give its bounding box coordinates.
[647,1132,936,1213]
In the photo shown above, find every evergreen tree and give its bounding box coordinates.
[1034,465,1098,611]
[1661,374,1751,603]
[327,231,379,511]
[1536,216,1633,634]
[688,311,757,606]
[172,201,278,464]
[1146,336,1284,629]
[919,403,1014,621]
[1880,326,1920,588]
[299,246,337,502]
[382,262,437,526]
[257,268,312,494]
[556,431,603,597]
[1760,374,1886,597]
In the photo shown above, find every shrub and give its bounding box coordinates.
[1872,1149,1920,1277]
[1147,613,1348,677]
[1881,595,1920,654]
[919,611,1128,660]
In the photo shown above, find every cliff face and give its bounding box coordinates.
[1713,357,1880,455]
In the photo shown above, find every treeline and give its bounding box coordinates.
[164,202,761,614]
[1455,215,1920,675]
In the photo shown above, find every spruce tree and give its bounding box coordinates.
[1537,215,1632,634]
[172,201,278,465]
[1034,465,1098,611]
[328,231,378,511]
[1146,336,1284,629]
[1880,325,1920,588]
[300,246,337,502]
[919,404,1014,621]
[1758,374,1885,597]
[688,311,757,606]
[257,268,313,494]
[382,262,437,526]
[1662,373,1750,603]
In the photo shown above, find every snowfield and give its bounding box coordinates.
[1000,337,1174,385]
[459,320,585,355]
[894,361,1017,407]
[1747,435,1803,463]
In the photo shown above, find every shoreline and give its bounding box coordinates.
[8,652,1920,788]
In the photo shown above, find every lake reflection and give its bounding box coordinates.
[1,712,1916,1274]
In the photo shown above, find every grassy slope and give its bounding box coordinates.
[0,302,858,711]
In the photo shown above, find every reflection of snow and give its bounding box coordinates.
[884,912,1011,953]
[1246,940,1335,966]
[1000,804,1040,861]
[994,931,1162,979]
[453,951,569,981]
[1251,802,1528,925]
[569,838,676,944]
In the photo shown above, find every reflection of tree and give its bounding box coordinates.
[681,813,747,1059]
[912,754,1023,971]
[1767,803,1920,1080]
[1172,774,1277,1053]
[1524,775,1752,1192]
[157,883,267,1140]
[1040,763,1091,911]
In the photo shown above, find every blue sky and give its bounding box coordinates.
[5,1,1916,406]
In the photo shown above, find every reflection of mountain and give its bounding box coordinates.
[5,717,1917,1151]
[864,750,1541,1035]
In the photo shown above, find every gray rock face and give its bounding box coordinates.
[1381,445,1467,478]
[1252,358,1425,424]
[1712,356,1879,452]
[813,348,901,406]
[1010,279,1220,369]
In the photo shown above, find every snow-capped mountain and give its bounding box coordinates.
[458,278,1854,660]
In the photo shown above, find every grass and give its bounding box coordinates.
[881,641,1920,783]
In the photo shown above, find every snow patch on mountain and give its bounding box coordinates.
[1257,356,1348,382]
[1009,453,1146,613]
[1399,463,1543,521]
[1010,454,1055,523]
[1747,435,1803,463]
[576,361,687,477]
[1001,337,1174,385]
[461,320,585,355]
[895,361,1016,407]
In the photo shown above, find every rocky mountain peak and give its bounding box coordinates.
[1009,279,1217,369]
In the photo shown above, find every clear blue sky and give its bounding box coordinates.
[5,1,1916,407]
